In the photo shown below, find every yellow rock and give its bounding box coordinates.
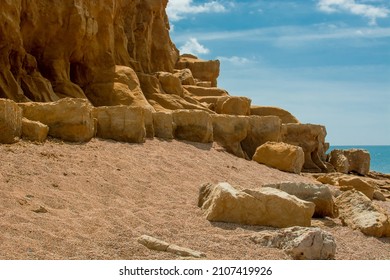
[21,118,49,143]
[251,106,300,124]
[0,99,22,144]
[172,110,213,143]
[253,142,305,174]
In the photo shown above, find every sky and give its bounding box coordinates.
[166,0,390,145]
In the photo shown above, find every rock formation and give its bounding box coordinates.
[251,227,336,260]
[198,182,315,227]
[252,142,305,174]
[328,149,370,175]
[263,182,337,218]
[335,190,390,237]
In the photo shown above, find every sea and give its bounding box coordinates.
[329,146,390,174]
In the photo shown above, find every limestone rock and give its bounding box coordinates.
[252,142,305,174]
[183,86,228,97]
[251,106,300,124]
[251,227,336,260]
[335,190,390,237]
[173,69,195,86]
[328,150,350,174]
[241,116,281,158]
[373,190,386,201]
[338,177,375,200]
[1,0,178,103]
[198,183,315,228]
[19,98,95,142]
[329,149,370,175]
[0,99,22,144]
[176,54,220,87]
[215,96,252,116]
[153,112,174,139]
[156,72,183,96]
[92,106,146,143]
[344,149,371,175]
[281,124,328,173]
[263,182,337,218]
[138,235,206,258]
[172,110,213,143]
[211,115,249,158]
[21,118,49,143]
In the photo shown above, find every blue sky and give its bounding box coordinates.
[167,0,390,145]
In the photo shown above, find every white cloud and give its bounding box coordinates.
[217,56,251,65]
[179,38,210,55]
[167,0,228,21]
[317,0,389,25]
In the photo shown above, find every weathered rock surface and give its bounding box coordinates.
[153,112,174,139]
[211,115,249,158]
[183,86,228,97]
[198,183,315,228]
[329,149,370,176]
[19,98,95,142]
[252,142,305,174]
[138,235,206,258]
[1,0,179,103]
[263,182,337,218]
[172,110,213,143]
[338,177,375,200]
[251,106,300,124]
[156,72,183,97]
[173,69,195,86]
[215,96,251,116]
[316,173,376,200]
[0,99,22,144]
[21,118,49,143]
[251,227,336,260]
[335,190,390,237]
[241,116,281,158]
[176,54,220,87]
[282,124,328,173]
[92,106,146,143]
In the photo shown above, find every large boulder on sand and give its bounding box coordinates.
[251,106,300,124]
[338,177,375,200]
[211,115,249,158]
[281,124,328,173]
[251,227,336,260]
[0,99,22,144]
[172,110,213,143]
[241,116,281,158]
[153,112,174,139]
[21,118,49,142]
[329,149,370,175]
[19,98,95,142]
[198,183,315,227]
[263,182,337,218]
[92,106,146,143]
[335,190,390,237]
[252,142,305,174]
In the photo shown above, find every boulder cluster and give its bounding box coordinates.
[1,0,388,260]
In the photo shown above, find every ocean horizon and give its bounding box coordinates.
[329,145,390,174]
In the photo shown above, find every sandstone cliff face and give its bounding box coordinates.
[0,0,178,105]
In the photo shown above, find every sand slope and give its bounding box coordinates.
[0,139,389,260]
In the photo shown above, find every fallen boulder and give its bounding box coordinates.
[263,182,337,218]
[153,112,174,139]
[21,118,49,142]
[335,190,390,237]
[251,227,336,260]
[211,114,249,158]
[329,149,370,176]
[198,183,315,228]
[19,98,95,142]
[92,106,146,143]
[172,110,213,143]
[241,116,281,158]
[281,124,328,173]
[252,142,305,174]
[215,96,251,116]
[338,177,375,200]
[0,98,22,144]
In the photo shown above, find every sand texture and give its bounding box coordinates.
[0,139,389,260]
